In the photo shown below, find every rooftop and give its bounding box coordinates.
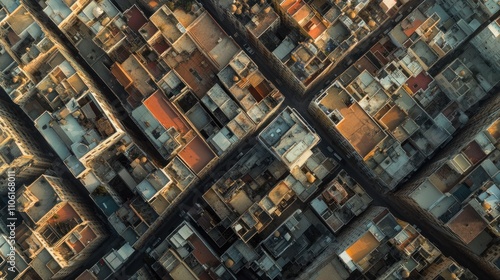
[221,240,258,273]
[31,248,59,279]
[447,205,488,244]
[149,5,184,44]
[390,9,427,44]
[409,40,439,69]
[123,5,148,32]
[78,0,119,35]
[345,231,380,263]
[0,0,20,14]
[76,270,98,280]
[487,119,500,140]
[318,85,386,157]
[143,90,190,134]
[203,143,287,219]
[165,157,197,188]
[379,106,407,131]
[188,12,239,70]
[0,138,23,164]
[178,136,216,174]
[131,104,176,158]
[405,71,433,95]
[310,170,372,232]
[246,5,279,38]
[203,187,233,220]
[409,179,445,211]
[5,6,37,37]
[43,0,72,26]
[103,243,135,271]
[462,140,487,166]
[18,175,60,224]
[135,169,171,202]
[160,252,197,280]
[34,93,120,174]
[166,222,231,279]
[308,16,327,40]
[259,107,319,168]
[111,55,156,98]
[163,36,218,98]
[49,203,79,226]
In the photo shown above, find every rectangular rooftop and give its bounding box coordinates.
[259,107,319,168]
[178,136,216,174]
[188,12,239,70]
[143,90,190,134]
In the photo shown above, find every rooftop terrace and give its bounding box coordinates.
[409,40,439,69]
[188,12,239,70]
[110,55,156,98]
[317,84,386,158]
[78,0,119,35]
[5,6,37,37]
[150,5,184,44]
[163,35,218,98]
[259,107,319,168]
[35,94,120,176]
[246,5,279,38]
[18,175,60,224]
[135,169,171,202]
[310,170,372,232]
[166,222,232,279]
[43,0,72,26]
[131,104,177,159]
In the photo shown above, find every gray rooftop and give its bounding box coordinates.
[18,175,60,224]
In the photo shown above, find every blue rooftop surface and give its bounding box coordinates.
[94,195,120,217]
[43,0,71,25]
[0,0,20,13]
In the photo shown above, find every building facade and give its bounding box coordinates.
[0,99,52,193]
[17,175,108,279]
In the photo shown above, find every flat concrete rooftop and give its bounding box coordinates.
[188,12,239,70]
[319,87,386,157]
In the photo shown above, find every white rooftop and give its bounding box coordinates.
[273,37,295,61]
[410,179,445,211]
[43,0,72,25]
